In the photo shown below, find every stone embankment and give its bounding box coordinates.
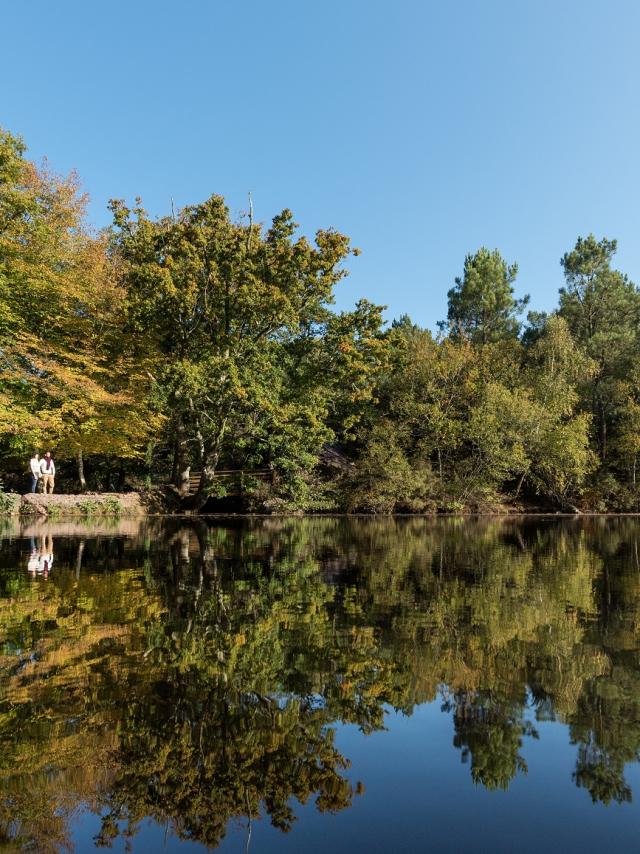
[13,492,144,518]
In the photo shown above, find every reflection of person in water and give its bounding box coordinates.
[27,537,39,574]
[37,533,54,576]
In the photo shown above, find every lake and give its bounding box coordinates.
[1,515,640,852]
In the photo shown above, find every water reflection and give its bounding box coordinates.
[26,532,54,577]
[0,516,640,850]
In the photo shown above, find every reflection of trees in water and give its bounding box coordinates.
[569,675,640,805]
[96,691,355,849]
[1,517,640,848]
[574,741,632,805]
[442,689,538,791]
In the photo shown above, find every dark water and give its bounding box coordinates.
[1,516,640,852]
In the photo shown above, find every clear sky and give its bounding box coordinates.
[2,0,639,328]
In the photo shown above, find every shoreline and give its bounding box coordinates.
[5,491,640,521]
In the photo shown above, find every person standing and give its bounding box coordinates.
[29,453,41,493]
[40,451,56,494]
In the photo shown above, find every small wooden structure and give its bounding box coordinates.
[187,469,273,496]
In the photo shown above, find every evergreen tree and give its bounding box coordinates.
[443,248,529,344]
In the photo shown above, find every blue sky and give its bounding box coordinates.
[2,0,639,328]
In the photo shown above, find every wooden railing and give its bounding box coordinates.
[187,469,273,496]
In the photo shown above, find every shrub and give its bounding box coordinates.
[102,497,122,516]
[343,423,436,514]
[77,498,100,516]
[0,489,19,515]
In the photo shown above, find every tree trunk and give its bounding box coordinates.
[184,459,217,511]
[77,449,87,492]
[178,463,191,497]
[181,418,228,512]
[513,471,526,500]
[170,436,179,484]
[172,418,191,496]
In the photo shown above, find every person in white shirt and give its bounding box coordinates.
[29,453,41,493]
[40,451,56,494]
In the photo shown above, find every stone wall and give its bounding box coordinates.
[17,492,144,518]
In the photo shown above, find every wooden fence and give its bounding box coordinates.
[187,469,273,496]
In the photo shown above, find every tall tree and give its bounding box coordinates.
[559,235,640,469]
[0,127,158,486]
[110,196,383,509]
[443,248,529,344]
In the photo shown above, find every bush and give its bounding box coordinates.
[102,497,122,516]
[0,489,19,515]
[343,423,437,514]
[77,498,100,516]
[77,496,123,516]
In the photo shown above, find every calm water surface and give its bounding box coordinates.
[1,516,640,852]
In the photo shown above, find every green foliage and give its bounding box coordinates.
[3,125,640,512]
[109,194,386,510]
[77,498,100,516]
[0,127,159,475]
[443,247,529,343]
[101,496,122,516]
[345,422,436,513]
[74,497,124,516]
[0,490,18,515]
[555,235,640,503]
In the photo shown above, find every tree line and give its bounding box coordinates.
[2,126,640,511]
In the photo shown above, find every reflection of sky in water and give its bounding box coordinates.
[0,517,639,852]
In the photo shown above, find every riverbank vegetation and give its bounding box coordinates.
[2,127,640,512]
